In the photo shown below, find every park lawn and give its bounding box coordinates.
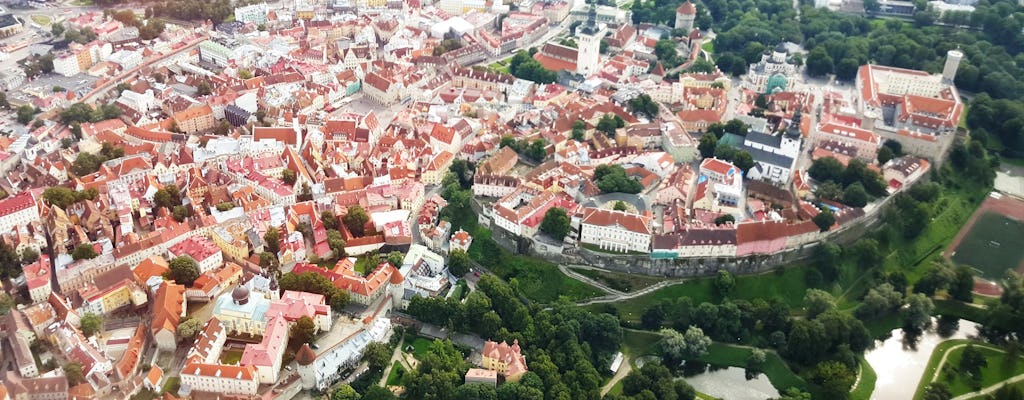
[884,187,983,283]
[449,200,600,304]
[589,266,825,325]
[569,267,664,293]
[942,344,1024,397]
[386,361,408,386]
[701,40,714,54]
[162,377,180,395]
[934,299,988,322]
[220,349,243,365]
[850,356,878,400]
[622,329,662,357]
[30,15,52,26]
[71,0,94,5]
[406,336,435,360]
[488,60,510,74]
[960,103,970,129]
[692,343,808,394]
[494,252,602,303]
[354,257,371,275]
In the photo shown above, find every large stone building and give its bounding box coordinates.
[580,208,652,253]
[745,44,802,93]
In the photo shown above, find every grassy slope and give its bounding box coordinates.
[912,339,1024,399]
[569,267,665,293]
[851,356,878,400]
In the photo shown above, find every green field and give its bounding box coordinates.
[162,377,180,395]
[405,336,435,359]
[569,267,665,293]
[850,356,878,400]
[914,340,1024,399]
[30,15,52,26]
[701,40,715,54]
[385,361,408,386]
[487,60,510,74]
[220,349,243,365]
[587,266,834,324]
[950,212,1024,279]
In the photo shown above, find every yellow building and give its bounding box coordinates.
[211,223,250,262]
[481,340,528,381]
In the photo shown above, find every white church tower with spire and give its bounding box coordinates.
[576,2,605,77]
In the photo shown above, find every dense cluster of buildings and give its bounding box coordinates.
[0,0,965,396]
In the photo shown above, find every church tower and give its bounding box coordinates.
[576,3,605,76]
[781,108,803,158]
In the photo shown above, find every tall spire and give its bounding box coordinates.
[786,108,802,138]
[581,0,599,35]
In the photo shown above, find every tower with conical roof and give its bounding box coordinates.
[296,343,317,390]
[675,1,696,32]
[576,1,605,76]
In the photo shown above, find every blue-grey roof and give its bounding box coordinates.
[740,144,795,169]
[744,131,783,149]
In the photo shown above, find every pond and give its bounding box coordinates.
[678,362,780,400]
[864,317,980,400]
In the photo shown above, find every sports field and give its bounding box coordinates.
[950,211,1024,279]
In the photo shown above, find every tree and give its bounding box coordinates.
[902,293,934,332]
[842,182,869,207]
[196,80,212,96]
[327,229,347,259]
[330,384,361,400]
[165,256,200,286]
[810,361,855,399]
[539,207,571,240]
[264,228,280,254]
[72,243,98,260]
[877,146,896,165]
[661,326,711,362]
[153,184,181,209]
[64,362,85,386]
[804,289,835,319]
[850,238,882,270]
[172,205,189,222]
[806,47,834,77]
[343,206,369,237]
[282,169,296,185]
[949,266,975,303]
[613,201,628,211]
[449,249,471,277]
[596,113,621,136]
[808,157,845,183]
[857,283,904,319]
[16,105,35,125]
[571,120,586,141]
[178,318,203,340]
[714,270,735,296]
[80,313,103,336]
[654,39,679,64]
[20,248,39,264]
[921,382,953,400]
[362,342,392,371]
[815,181,843,201]
[960,345,987,378]
[290,316,317,344]
[813,209,835,232]
[388,251,405,268]
[747,348,767,373]
[698,133,718,158]
[238,69,253,79]
[259,252,279,271]
[362,387,397,400]
[714,214,735,225]
[594,164,643,194]
[732,151,755,175]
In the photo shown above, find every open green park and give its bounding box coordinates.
[429,148,1010,400]
[914,339,1024,399]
